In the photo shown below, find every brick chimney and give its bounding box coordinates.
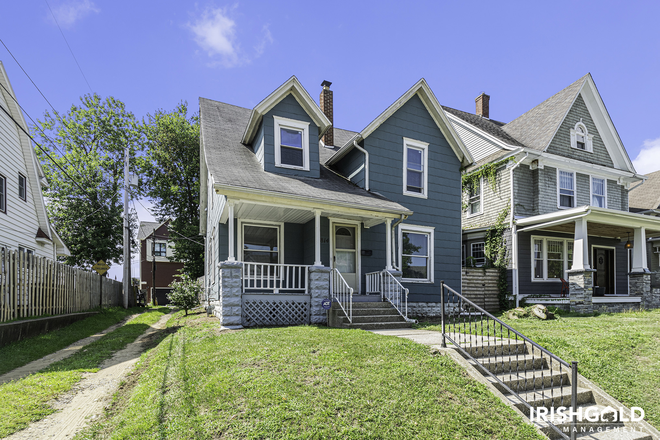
[475,92,490,118]
[320,80,333,146]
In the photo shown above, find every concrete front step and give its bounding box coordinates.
[460,340,528,357]
[507,385,594,414]
[469,353,547,374]
[537,404,620,439]
[339,321,412,330]
[340,314,407,324]
[492,368,571,394]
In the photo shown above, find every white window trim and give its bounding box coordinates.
[557,169,576,209]
[402,137,429,199]
[531,236,574,282]
[466,177,484,217]
[570,121,593,152]
[470,242,486,267]
[273,116,310,171]
[237,219,284,264]
[398,223,434,283]
[590,175,607,209]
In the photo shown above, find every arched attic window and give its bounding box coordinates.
[570,120,593,152]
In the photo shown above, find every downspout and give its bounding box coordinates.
[508,152,528,307]
[353,140,370,191]
[391,214,407,270]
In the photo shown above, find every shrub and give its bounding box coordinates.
[167,273,201,315]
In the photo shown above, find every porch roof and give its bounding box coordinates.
[201,98,412,217]
[516,206,660,238]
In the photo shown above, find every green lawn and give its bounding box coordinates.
[418,309,660,429]
[76,311,544,440]
[0,307,143,376]
[0,307,170,438]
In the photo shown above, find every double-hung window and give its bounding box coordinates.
[399,225,434,282]
[558,170,575,208]
[471,242,486,267]
[154,242,167,257]
[591,177,606,208]
[0,174,5,213]
[532,236,574,281]
[570,121,593,152]
[402,138,428,198]
[274,116,309,170]
[467,178,482,216]
[242,224,280,264]
[18,174,26,201]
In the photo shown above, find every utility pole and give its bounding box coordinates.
[123,144,130,309]
[151,231,156,306]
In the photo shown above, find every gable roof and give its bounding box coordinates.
[201,98,412,216]
[241,76,332,145]
[326,79,474,167]
[442,106,525,148]
[629,169,660,211]
[138,221,162,241]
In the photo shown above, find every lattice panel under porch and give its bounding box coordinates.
[242,297,310,326]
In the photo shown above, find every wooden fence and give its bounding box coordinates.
[0,247,123,323]
[462,268,500,313]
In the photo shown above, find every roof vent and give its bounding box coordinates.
[475,92,490,119]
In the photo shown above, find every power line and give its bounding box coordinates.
[43,0,94,94]
[133,197,204,246]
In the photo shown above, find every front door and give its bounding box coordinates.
[333,225,359,292]
[593,247,615,296]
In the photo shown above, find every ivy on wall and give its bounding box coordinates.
[484,204,511,310]
[461,157,515,195]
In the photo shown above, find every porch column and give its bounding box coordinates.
[571,217,590,270]
[631,227,649,273]
[314,209,322,266]
[385,218,393,270]
[227,200,235,261]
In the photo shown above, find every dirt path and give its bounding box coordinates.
[6,313,171,440]
[0,314,138,385]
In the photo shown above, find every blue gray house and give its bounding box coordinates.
[199,76,472,328]
[452,74,660,313]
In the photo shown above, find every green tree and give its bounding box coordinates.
[139,102,203,278]
[34,94,142,269]
[167,272,201,315]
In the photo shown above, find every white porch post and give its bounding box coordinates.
[631,227,649,273]
[227,200,235,261]
[385,218,393,270]
[571,217,590,270]
[314,209,322,266]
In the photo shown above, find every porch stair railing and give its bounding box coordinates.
[440,281,578,440]
[330,268,353,323]
[242,262,309,293]
[381,270,412,322]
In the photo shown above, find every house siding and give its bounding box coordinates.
[334,147,365,188]
[514,166,536,217]
[262,94,320,178]
[362,94,462,300]
[462,167,511,231]
[546,94,614,168]
[537,166,558,215]
[252,123,265,168]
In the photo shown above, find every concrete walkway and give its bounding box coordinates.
[369,328,511,348]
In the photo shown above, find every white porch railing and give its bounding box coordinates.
[365,271,381,295]
[242,262,309,293]
[330,268,353,323]
[381,270,409,320]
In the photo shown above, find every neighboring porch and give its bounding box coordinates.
[209,197,414,328]
[515,206,660,313]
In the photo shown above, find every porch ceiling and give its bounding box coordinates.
[540,222,650,239]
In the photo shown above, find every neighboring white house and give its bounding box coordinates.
[0,60,69,259]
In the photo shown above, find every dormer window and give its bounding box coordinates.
[570,121,593,152]
[274,116,310,171]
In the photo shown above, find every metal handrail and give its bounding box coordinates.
[330,268,353,323]
[381,270,411,322]
[440,281,578,440]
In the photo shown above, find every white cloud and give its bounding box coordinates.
[187,6,273,68]
[632,137,660,175]
[49,0,99,28]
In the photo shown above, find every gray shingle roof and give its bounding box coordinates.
[200,98,412,215]
[501,74,589,151]
[442,106,526,147]
[319,127,357,163]
[463,150,517,173]
[138,221,160,241]
[629,169,660,211]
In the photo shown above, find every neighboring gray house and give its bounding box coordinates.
[0,61,69,260]
[628,169,660,275]
[200,76,473,328]
[453,74,660,313]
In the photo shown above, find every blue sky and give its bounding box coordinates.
[2,0,659,280]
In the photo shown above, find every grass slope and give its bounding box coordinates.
[419,309,660,429]
[78,312,544,440]
[0,307,169,438]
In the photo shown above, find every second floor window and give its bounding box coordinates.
[18,174,26,201]
[468,179,482,216]
[154,243,167,257]
[591,177,606,208]
[403,138,428,198]
[571,121,593,152]
[274,116,310,171]
[558,170,575,208]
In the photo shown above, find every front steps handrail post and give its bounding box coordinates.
[440,281,578,440]
[381,270,413,322]
[331,268,353,323]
